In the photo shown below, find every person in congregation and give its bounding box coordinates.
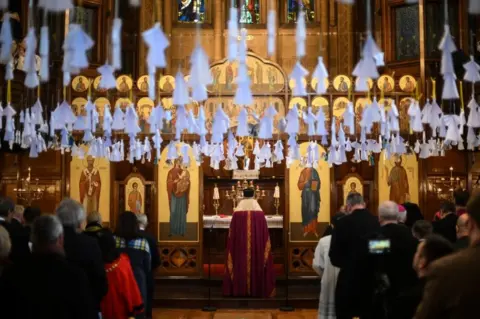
[56,198,107,317]
[415,192,480,318]
[23,206,41,240]
[12,205,25,227]
[453,188,469,216]
[397,204,407,226]
[412,220,433,241]
[98,229,145,319]
[313,213,344,319]
[137,213,160,319]
[454,213,470,250]
[115,211,152,316]
[0,197,30,263]
[0,215,95,319]
[84,211,109,239]
[402,202,424,228]
[329,193,379,319]
[0,225,11,276]
[392,234,454,319]
[432,201,458,243]
[371,201,419,317]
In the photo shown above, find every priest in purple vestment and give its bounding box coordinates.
[223,188,276,298]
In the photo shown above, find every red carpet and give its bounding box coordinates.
[203,264,284,277]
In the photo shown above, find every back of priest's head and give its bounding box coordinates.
[243,188,255,198]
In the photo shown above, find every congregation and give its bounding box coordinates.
[0,198,160,319]
[0,189,479,319]
[313,188,480,319]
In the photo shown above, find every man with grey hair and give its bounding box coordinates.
[137,213,160,319]
[369,201,419,317]
[0,215,95,318]
[329,193,379,318]
[56,198,107,317]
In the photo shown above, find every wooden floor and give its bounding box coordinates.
[152,309,317,319]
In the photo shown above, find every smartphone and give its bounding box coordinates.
[369,239,391,254]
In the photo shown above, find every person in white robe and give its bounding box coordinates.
[313,213,344,319]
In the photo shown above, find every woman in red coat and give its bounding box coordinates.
[97,230,144,319]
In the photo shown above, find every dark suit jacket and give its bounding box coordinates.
[329,208,380,317]
[391,277,426,319]
[415,244,480,319]
[0,252,96,319]
[139,229,160,317]
[63,226,107,312]
[375,224,419,308]
[454,236,469,250]
[0,219,30,264]
[433,213,458,243]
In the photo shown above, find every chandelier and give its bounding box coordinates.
[13,167,45,205]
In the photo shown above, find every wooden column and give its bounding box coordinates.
[213,0,223,61]
[163,0,173,74]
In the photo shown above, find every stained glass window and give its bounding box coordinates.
[178,0,205,23]
[395,5,419,60]
[287,0,315,23]
[236,0,260,24]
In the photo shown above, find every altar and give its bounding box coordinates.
[203,215,284,229]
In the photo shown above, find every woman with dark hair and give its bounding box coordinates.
[115,211,151,318]
[402,202,424,228]
[98,230,144,319]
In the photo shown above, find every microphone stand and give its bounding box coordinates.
[202,221,217,312]
[280,230,294,312]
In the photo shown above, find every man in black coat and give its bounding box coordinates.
[433,201,458,243]
[137,213,160,319]
[454,213,470,250]
[372,201,419,318]
[0,197,30,264]
[329,193,380,319]
[56,199,107,317]
[0,215,95,319]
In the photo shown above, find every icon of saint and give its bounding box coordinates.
[297,167,321,237]
[386,155,410,204]
[128,182,142,214]
[79,156,101,214]
[167,157,190,236]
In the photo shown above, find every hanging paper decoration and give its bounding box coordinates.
[227,6,239,61]
[189,42,212,102]
[439,8,459,100]
[38,0,73,12]
[295,10,306,58]
[111,17,122,71]
[267,9,276,56]
[97,64,117,90]
[463,55,480,83]
[0,12,13,64]
[24,27,39,88]
[290,62,309,96]
[173,70,190,106]
[39,23,50,82]
[469,0,480,14]
[142,22,169,99]
[312,57,329,94]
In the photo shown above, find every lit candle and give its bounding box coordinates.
[213,184,220,200]
[274,185,280,199]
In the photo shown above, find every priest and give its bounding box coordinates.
[223,188,276,298]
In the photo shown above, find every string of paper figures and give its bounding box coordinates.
[0,0,479,169]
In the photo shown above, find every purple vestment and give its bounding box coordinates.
[222,210,276,298]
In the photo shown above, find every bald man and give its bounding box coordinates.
[454,214,469,250]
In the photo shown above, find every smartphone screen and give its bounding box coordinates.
[369,239,391,254]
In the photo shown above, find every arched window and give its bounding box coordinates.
[178,0,206,23]
[235,0,260,24]
[287,0,315,23]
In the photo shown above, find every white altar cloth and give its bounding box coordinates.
[203,215,283,229]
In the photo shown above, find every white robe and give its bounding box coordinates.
[234,198,263,212]
[313,235,340,319]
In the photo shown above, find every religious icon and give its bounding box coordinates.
[377,75,395,93]
[343,176,363,206]
[126,178,144,214]
[255,61,263,84]
[399,75,416,93]
[225,62,235,90]
[93,76,107,93]
[79,155,101,215]
[137,97,154,132]
[355,77,374,90]
[116,75,133,92]
[159,75,175,93]
[211,67,222,91]
[312,96,330,121]
[137,75,149,92]
[355,98,372,132]
[115,98,132,110]
[333,75,351,92]
[71,97,88,116]
[167,157,191,237]
[297,167,321,237]
[333,97,349,131]
[94,97,110,125]
[289,97,307,110]
[311,77,330,92]
[287,0,315,22]
[385,154,410,204]
[349,182,359,195]
[72,76,89,93]
[177,0,205,23]
[267,66,277,91]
